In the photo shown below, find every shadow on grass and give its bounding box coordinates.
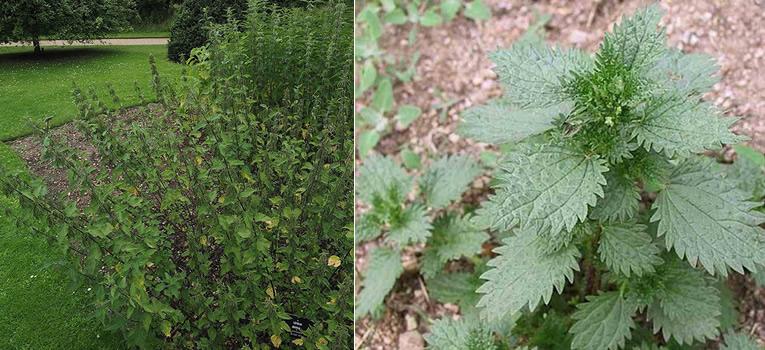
[0,47,120,64]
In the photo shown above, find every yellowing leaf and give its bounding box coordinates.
[292,338,304,346]
[195,156,203,166]
[199,235,208,246]
[327,297,336,305]
[316,337,328,347]
[328,255,341,268]
[218,195,225,204]
[271,334,282,348]
[266,286,275,299]
[291,276,302,284]
[128,186,139,196]
[160,320,172,337]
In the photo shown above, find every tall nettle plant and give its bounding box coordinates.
[456,5,764,349]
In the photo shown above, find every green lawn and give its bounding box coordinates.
[0,45,180,349]
[0,144,123,349]
[0,45,182,141]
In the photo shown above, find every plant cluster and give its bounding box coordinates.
[450,5,765,349]
[355,153,486,316]
[0,1,353,349]
[355,0,491,157]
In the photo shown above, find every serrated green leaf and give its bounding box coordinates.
[420,8,443,27]
[590,171,640,222]
[425,317,496,350]
[358,130,380,157]
[440,0,461,21]
[428,271,482,317]
[421,215,489,278]
[396,105,422,128]
[372,78,394,113]
[356,213,383,242]
[387,204,432,245]
[477,229,581,324]
[652,157,765,276]
[647,261,721,345]
[459,100,571,144]
[720,331,762,350]
[569,292,637,350]
[420,155,481,209]
[600,5,665,73]
[633,94,744,157]
[463,0,491,22]
[357,155,412,204]
[490,43,592,109]
[598,222,662,277]
[475,143,607,234]
[652,50,719,96]
[356,247,404,319]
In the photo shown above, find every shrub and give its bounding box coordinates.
[166,0,247,62]
[0,1,352,349]
[439,4,760,349]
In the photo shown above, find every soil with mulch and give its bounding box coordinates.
[355,0,765,348]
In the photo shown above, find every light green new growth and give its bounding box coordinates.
[569,292,637,350]
[356,247,404,318]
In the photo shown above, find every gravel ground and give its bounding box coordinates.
[355,0,765,348]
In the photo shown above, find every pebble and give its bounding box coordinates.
[398,331,424,350]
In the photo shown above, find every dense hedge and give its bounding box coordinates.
[0,1,352,348]
[166,0,247,62]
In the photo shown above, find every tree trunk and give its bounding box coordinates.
[33,38,41,55]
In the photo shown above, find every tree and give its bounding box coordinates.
[0,0,136,54]
[166,0,247,62]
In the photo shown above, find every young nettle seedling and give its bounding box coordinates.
[355,154,486,318]
[460,5,764,349]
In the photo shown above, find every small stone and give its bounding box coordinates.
[398,331,424,350]
[405,314,418,331]
[448,133,460,143]
[568,29,589,45]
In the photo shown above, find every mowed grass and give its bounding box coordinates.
[0,143,122,349]
[0,45,182,141]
